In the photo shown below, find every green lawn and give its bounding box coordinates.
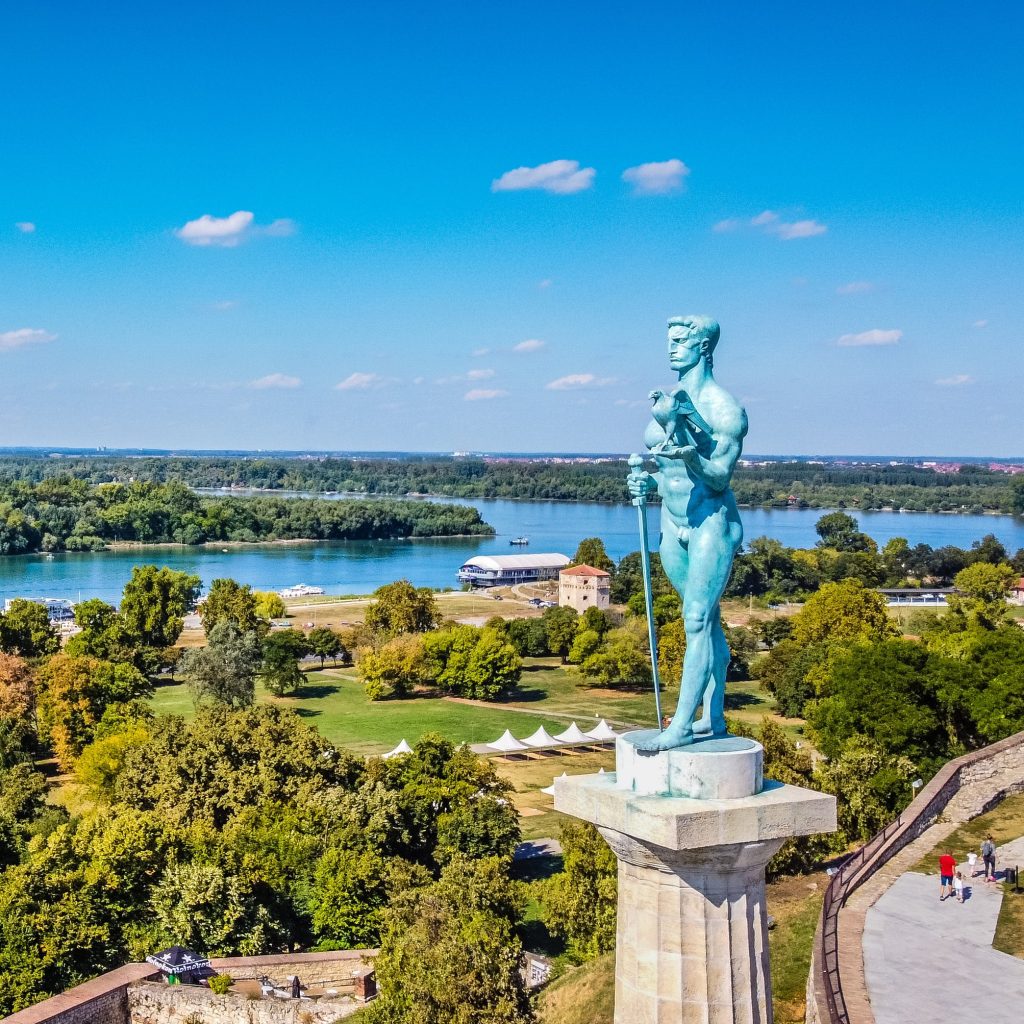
[152,659,794,756]
[909,793,1024,874]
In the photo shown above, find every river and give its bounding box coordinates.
[1,494,1022,605]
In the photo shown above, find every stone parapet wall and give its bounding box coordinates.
[127,982,355,1024]
[1,965,158,1024]
[1,952,376,1024]
[211,950,376,990]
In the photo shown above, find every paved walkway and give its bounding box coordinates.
[863,836,1024,1024]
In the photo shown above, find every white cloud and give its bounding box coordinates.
[472,347,490,357]
[622,158,690,195]
[776,219,827,239]
[513,338,545,353]
[15,222,35,233]
[466,368,495,380]
[837,281,873,295]
[836,328,902,347]
[0,327,58,352]
[465,388,508,401]
[175,210,295,247]
[936,374,974,387]
[545,373,615,391]
[538,278,553,289]
[973,319,989,328]
[261,218,297,238]
[491,159,595,195]
[212,299,238,311]
[715,209,827,240]
[250,373,301,390]
[750,210,826,239]
[336,372,383,391]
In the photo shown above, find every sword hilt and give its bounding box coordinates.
[628,453,647,507]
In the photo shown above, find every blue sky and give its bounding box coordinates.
[2,2,1022,456]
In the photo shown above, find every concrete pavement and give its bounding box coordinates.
[863,836,1024,1024]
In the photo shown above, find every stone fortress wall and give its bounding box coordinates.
[1,951,376,1024]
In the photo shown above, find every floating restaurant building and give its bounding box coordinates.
[457,552,570,587]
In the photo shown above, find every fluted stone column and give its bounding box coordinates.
[555,733,835,1024]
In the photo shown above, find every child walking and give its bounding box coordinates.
[954,870,965,903]
[967,850,978,878]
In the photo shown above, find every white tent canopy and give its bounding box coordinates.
[541,771,569,796]
[586,719,618,742]
[553,722,591,744]
[488,729,528,753]
[382,739,413,759]
[522,726,561,748]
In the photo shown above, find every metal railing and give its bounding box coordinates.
[818,814,906,1024]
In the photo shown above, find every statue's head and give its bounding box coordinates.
[667,315,720,370]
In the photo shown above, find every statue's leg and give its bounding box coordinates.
[638,524,692,750]
[646,518,734,749]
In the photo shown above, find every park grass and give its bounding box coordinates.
[908,792,1024,874]
[768,873,827,1024]
[535,953,615,1024]
[994,884,1024,960]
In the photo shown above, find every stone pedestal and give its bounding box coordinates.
[554,732,836,1024]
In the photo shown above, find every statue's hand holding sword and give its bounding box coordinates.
[627,453,663,729]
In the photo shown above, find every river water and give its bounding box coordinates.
[1,494,1022,605]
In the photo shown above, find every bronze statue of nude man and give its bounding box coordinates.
[627,315,748,749]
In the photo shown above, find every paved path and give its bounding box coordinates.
[863,836,1024,1024]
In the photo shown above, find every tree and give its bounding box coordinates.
[814,511,876,553]
[506,618,549,657]
[751,616,792,650]
[180,622,263,707]
[815,735,916,845]
[307,625,346,667]
[542,606,578,663]
[0,653,34,724]
[260,629,309,696]
[114,705,358,828]
[789,579,898,649]
[539,821,616,961]
[64,599,137,662]
[364,580,441,638]
[365,857,532,1024]
[253,591,287,620]
[579,626,651,687]
[571,537,615,574]
[358,634,433,700]
[201,577,262,635]
[946,562,1017,630]
[656,619,686,685]
[807,639,969,768]
[36,655,150,769]
[0,600,58,658]
[119,565,200,648]
[461,628,522,700]
[1011,476,1024,516]
[611,550,672,604]
[304,847,428,949]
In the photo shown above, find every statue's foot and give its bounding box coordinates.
[637,725,694,751]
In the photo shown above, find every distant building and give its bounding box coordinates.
[3,597,75,623]
[877,587,954,607]
[457,553,570,587]
[558,564,611,612]
[278,584,325,599]
[1010,578,1024,607]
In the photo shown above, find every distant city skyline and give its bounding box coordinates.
[2,2,1022,456]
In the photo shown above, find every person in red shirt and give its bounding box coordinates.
[938,852,957,901]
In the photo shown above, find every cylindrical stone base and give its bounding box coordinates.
[599,828,785,1024]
